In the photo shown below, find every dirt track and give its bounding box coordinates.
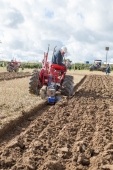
[0,72,31,81]
[0,74,113,170]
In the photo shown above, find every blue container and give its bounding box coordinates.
[48,96,56,103]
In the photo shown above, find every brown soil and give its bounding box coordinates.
[0,74,113,170]
[0,72,31,81]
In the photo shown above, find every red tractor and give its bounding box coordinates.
[7,60,24,72]
[29,45,74,102]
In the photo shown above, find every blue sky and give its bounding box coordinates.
[45,10,54,18]
[0,0,113,63]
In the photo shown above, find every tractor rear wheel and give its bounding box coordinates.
[61,75,74,97]
[14,66,19,72]
[7,65,13,72]
[29,69,41,95]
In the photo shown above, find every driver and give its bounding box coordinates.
[52,46,67,66]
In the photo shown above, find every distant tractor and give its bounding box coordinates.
[89,60,106,72]
[7,60,24,72]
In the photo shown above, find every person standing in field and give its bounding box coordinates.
[106,64,110,75]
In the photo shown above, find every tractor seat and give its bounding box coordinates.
[51,64,66,72]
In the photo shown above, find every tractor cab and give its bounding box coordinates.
[94,60,102,67]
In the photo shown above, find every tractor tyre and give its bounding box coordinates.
[7,65,13,72]
[102,68,106,72]
[61,75,74,97]
[14,66,19,72]
[21,66,24,70]
[29,69,41,95]
[89,68,93,71]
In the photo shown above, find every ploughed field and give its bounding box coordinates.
[0,72,31,81]
[0,74,113,170]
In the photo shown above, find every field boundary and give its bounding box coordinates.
[0,72,31,81]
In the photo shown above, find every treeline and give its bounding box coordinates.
[71,63,92,70]
[0,61,42,69]
[1,61,113,70]
[22,62,42,69]
[71,63,113,71]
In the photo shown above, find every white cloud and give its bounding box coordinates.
[0,0,113,63]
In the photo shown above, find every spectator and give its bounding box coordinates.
[106,64,110,75]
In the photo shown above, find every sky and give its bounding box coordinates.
[0,0,113,64]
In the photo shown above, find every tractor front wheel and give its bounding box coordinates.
[29,69,41,95]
